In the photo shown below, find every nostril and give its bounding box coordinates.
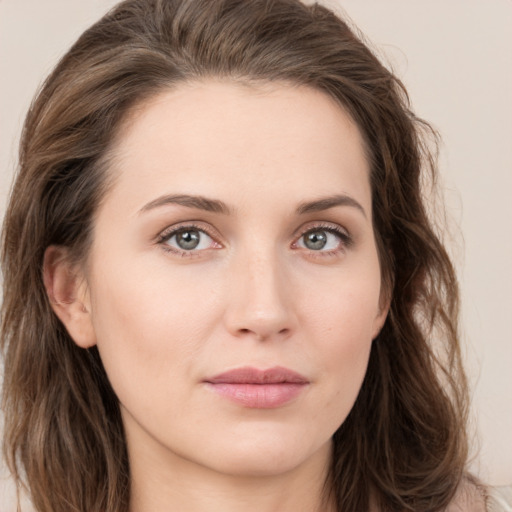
[236,326,291,340]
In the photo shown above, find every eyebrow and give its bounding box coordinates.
[139,193,366,218]
[296,194,367,218]
[139,194,232,215]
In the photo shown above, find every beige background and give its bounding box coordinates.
[1,0,511,509]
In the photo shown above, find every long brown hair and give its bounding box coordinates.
[1,1,469,510]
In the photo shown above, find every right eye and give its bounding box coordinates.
[158,224,222,255]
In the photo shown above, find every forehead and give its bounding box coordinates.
[105,80,371,214]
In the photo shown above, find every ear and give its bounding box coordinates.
[43,245,96,348]
[371,294,390,340]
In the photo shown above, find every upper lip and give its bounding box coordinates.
[205,366,309,384]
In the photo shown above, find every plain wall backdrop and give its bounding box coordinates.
[1,0,511,509]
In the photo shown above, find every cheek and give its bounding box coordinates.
[301,263,382,345]
[299,268,380,411]
[87,259,224,402]
[319,305,373,395]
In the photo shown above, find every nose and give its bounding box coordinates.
[223,250,295,342]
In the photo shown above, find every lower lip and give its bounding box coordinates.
[205,382,307,408]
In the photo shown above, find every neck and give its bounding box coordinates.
[127,432,335,512]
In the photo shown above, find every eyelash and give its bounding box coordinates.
[294,223,353,258]
[156,222,219,258]
[156,222,353,258]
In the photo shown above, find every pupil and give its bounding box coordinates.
[176,230,200,250]
[305,231,327,250]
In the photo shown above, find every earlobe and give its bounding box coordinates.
[43,246,96,348]
[371,277,393,340]
[372,299,390,340]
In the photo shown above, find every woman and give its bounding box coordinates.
[0,0,500,510]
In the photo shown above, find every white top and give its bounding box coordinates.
[487,486,512,512]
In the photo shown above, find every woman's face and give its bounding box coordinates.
[74,81,387,478]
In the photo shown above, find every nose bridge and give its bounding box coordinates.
[225,241,293,340]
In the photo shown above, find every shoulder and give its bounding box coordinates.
[446,477,487,512]
[449,479,512,512]
[486,486,512,512]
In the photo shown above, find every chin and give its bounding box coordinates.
[196,428,332,478]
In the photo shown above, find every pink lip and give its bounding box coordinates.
[204,366,309,409]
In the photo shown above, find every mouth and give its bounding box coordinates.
[203,366,309,409]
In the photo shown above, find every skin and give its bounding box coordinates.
[45,80,389,512]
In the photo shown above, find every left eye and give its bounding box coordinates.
[163,228,215,251]
[297,229,343,251]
